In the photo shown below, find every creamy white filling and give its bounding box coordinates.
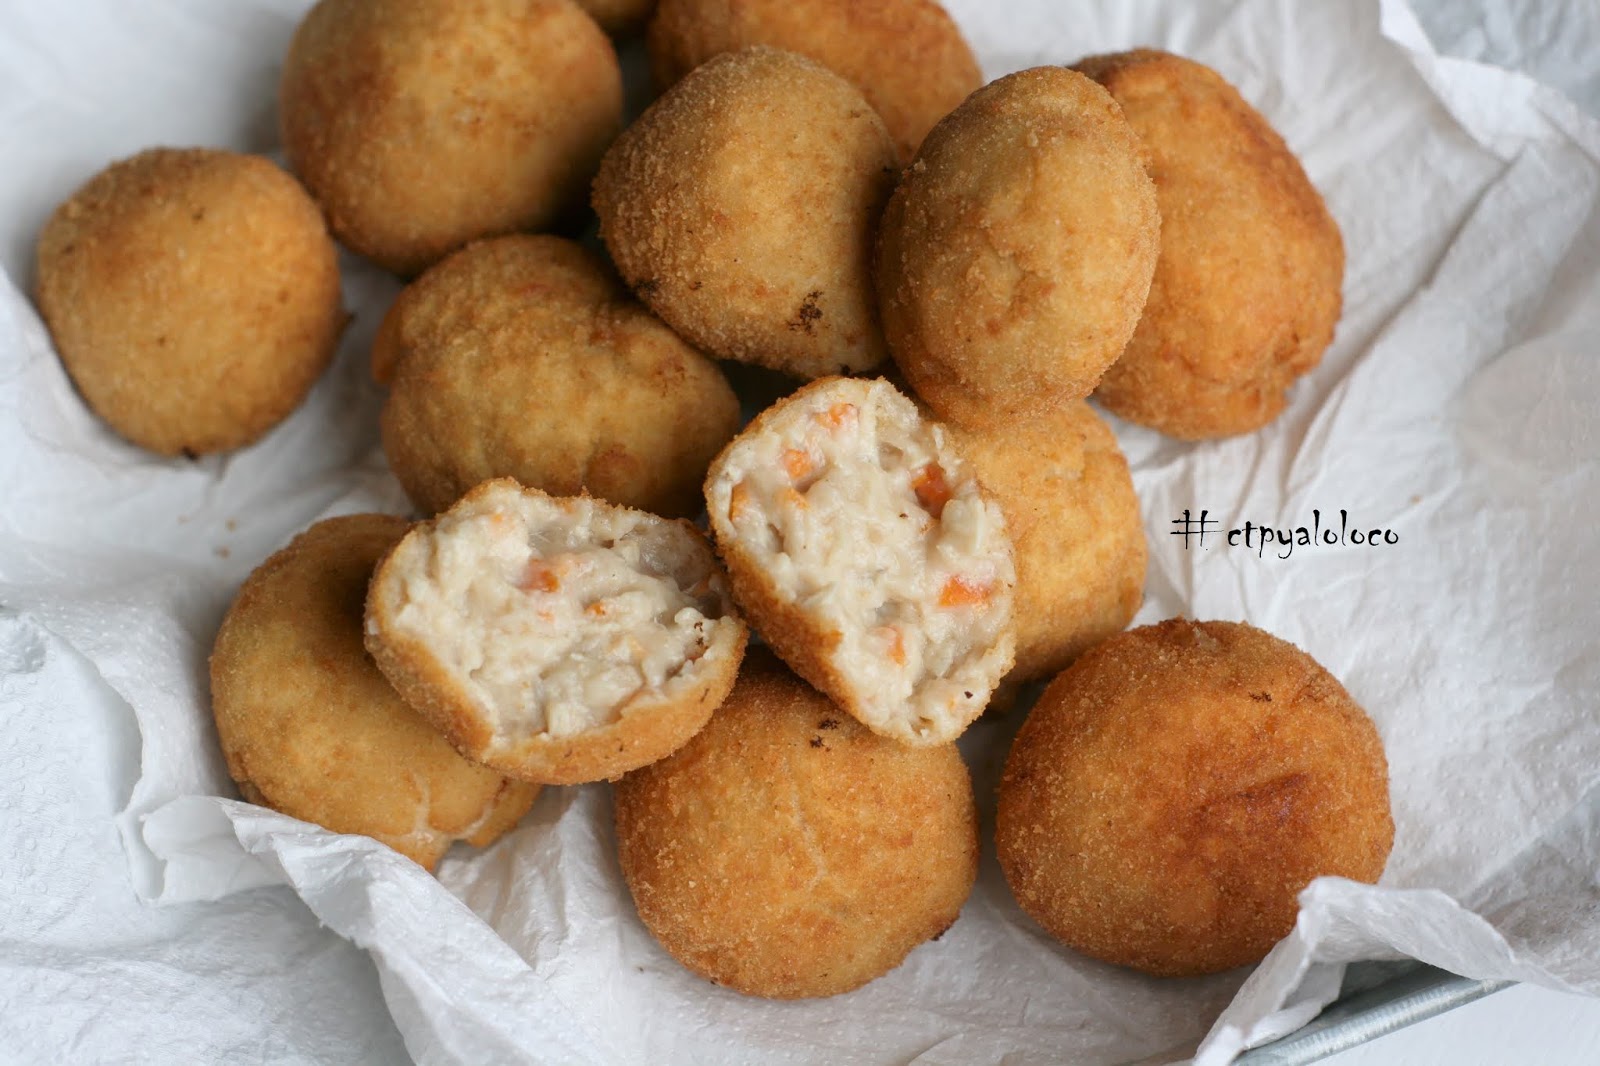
[710,378,1014,737]
[387,486,727,741]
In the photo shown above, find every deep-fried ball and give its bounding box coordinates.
[1076,50,1345,439]
[646,0,981,161]
[34,148,343,456]
[941,400,1145,687]
[594,47,896,379]
[704,377,1016,745]
[280,0,623,276]
[876,67,1160,430]
[378,234,740,517]
[996,619,1393,977]
[614,651,978,998]
[210,514,538,870]
[365,479,748,785]
[578,0,656,35]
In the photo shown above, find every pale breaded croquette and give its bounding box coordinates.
[1076,50,1345,440]
[593,47,896,380]
[704,377,1015,745]
[646,0,981,162]
[34,148,343,457]
[210,514,539,870]
[577,0,656,35]
[996,619,1393,977]
[365,479,748,785]
[378,235,741,518]
[280,0,623,276]
[942,400,1146,689]
[876,66,1160,430]
[614,650,978,998]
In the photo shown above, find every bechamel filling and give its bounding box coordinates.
[713,379,1013,735]
[389,489,726,742]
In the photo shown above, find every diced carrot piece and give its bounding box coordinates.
[783,448,814,480]
[876,626,907,666]
[817,402,857,430]
[780,487,809,511]
[913,464,952,519]
[518,561,560,593]
[939,576,991,608]
[729,481,753,521]
[586,602,608,617]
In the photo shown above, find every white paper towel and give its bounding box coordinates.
[3,1,1598,1063]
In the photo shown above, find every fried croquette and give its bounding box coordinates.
[646,0,981,162]
[594,47,896,379]
[365,479,748,785]
[280,0,623,276]
[34,148,343,457]
[942,401,1146,687]
[210,514,538,870]
[377,235,741,518]
[704,377,1015,745]
[876,67,1159,430]
[578,0,656,35]
[996,619,1393,977]
[1076,50,1345,439]
[613,650,978,998]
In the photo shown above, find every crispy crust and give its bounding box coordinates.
[280,0,622,276]
[365,479,749,785]
[995,619,1393,977]
[1076,50,1345,439]
[375,235,740,518]
[210,514,539,870]
[614,650,978,998]
[593,47,895,379]
[942,400,1146,684]
[704,376,1015,745]
[876,66,1160,430]
[34,148,344,456]
[645,0,981,162]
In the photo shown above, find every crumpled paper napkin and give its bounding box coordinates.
[2,0,1598,1062]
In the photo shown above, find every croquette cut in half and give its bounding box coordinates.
[34,148,344,457]
[210,514,538,870]
[594,47,896,380]
[996,619,1393,977]
[646,0,982,162]
[1076,50,1345,439]
[876,66,1159,429]
[705,377,1015,745]
[366,478,748,784]
[614,650,979,999]
[280,0,623,276]
[375,235,741,518]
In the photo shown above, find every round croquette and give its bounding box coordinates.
[378,235,741,517]
[876,67,1160,430]
[210,514,539,870]
[996,619,1393,977]
[594,47,896,380]
[280,0,623,276]
[942,400,1146,686]
[646,0,981,162]
[1076,50,1345,439]
[613,651,978,998]
[33,148,343,457]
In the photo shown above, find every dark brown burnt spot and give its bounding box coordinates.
[817,718,839,730]
[1249,691,1273,702]
[634,277,661,297]
[789,290,823,335]
[809,736,826,749]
